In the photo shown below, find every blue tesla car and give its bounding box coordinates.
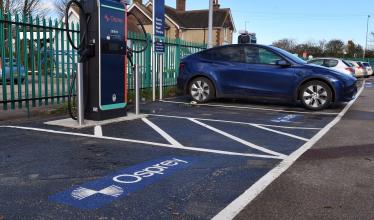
[177,44,358,110]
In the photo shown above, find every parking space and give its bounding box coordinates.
[0,81,365,219]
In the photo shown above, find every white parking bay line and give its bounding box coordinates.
[249,124,310,142]
[0,126,282,159]
[142,118,184,147]
[212,83,365,220]
[149,114,322,130]
[160,100,339,116]
[189,118,287,159]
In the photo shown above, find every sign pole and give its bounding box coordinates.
[152,41,156,101]
[159,55,163,100]
[153,0,165,101]
[152,2,156,101]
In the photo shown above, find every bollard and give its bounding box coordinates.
[135,65,140,115]
[77,62,84,126]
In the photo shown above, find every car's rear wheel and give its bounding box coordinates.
[189,77,214,103]
[300,80,332,110]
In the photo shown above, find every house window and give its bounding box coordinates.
[224,28,228,41]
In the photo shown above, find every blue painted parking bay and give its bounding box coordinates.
[0,98,346,219]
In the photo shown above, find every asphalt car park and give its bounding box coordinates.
[0,80,365,219]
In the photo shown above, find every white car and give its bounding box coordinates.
[308,58,355,76]
[362,62,373,77]
[347,60,368,77]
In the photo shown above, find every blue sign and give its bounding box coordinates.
[49,157,195,209]
[153,0,165,53]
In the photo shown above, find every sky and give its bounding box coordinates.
[43,0,374,47]
[164,0,374,47]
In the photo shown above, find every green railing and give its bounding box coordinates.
[343,58,374,65]
[0,13,207,111]
[127,32,206,90]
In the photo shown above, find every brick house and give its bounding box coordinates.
[128,0,236,46]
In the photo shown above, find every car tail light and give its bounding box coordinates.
[345,67,354,73]
[179,63,186,72]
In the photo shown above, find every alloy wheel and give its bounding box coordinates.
[191,80,210,102]
[302,85,328,108]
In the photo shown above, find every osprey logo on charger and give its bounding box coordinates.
[49,157,195,209]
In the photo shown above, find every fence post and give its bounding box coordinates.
[0,11,8,110]
[145,33,152,88]
[16,14,22,109]
[23,14,29,110]
[175,38,181,75]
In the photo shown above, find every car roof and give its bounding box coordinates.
[311,57,340,60]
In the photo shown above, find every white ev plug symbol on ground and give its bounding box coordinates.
[71,185,124,200]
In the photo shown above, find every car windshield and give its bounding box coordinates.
[362,63,370,67]
[268,46,307,64]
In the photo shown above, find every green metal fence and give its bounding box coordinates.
[343,58,374,65]
[127,32,207,90]
[0,13,207,111]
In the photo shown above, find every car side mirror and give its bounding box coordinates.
[276,60,290,67]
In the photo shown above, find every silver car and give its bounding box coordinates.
[347,60,368,78]
[308,58,355,76]
[362,62,373,77]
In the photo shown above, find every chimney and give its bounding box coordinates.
[133,0,142,4]
[176,0,186,11]
[213,0,220,9]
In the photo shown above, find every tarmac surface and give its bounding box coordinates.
[236,77,374,220]
[0,78,371,220]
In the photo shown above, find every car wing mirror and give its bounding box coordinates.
[276,60,291,67]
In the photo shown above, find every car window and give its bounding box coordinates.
[202,46,244,63]
[243,46,283,65]
[309,59,324,66]
[324,59,338,67]
[342,60,353,67]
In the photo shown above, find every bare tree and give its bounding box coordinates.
[54,0,68,18]
[325,39,345,57]
[272,38,297,52]
[0,0,47,16]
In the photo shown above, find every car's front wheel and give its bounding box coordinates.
[300,80,332,110]
[189,77,214,103]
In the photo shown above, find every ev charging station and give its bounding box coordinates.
[44,0,166,128]
[79,0,128,121]
[58,0,150,127]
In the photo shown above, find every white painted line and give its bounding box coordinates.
[189,118,287,159]
[151,114,311,141]
[160,100,339,116]
[0,126,283,160]
[94,125,103,137]
[142,118,184,147]
[249,124,310,142]
[149,114,322,130]
[253,123,321,130]
[212,83,365,220]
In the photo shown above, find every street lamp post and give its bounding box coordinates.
[245,21,250,32]
[364,15,371,59]
[207,0,214,48]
